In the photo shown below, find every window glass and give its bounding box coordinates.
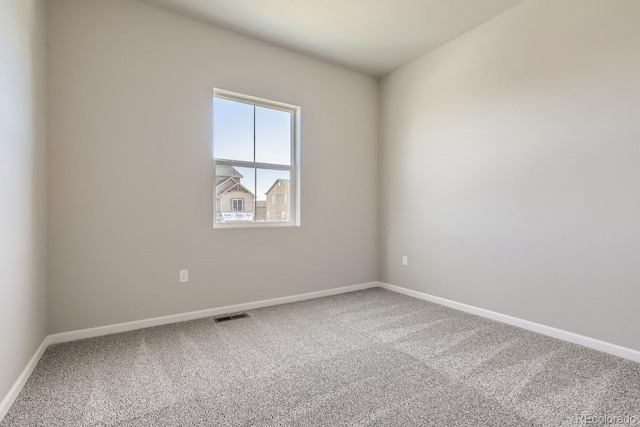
[255,106,291,165]
[213,97,254,162]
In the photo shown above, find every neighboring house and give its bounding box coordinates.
[265,179,290,222]
[216,165,289,223]
[255,201,266,222]
[215,165,254,222]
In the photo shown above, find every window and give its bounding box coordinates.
[231,198,244,212]
[213,88,300,227]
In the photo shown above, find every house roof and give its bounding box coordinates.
[216,178,238,196]
[216,175,233,187]
[216,165,243,180]
[215,165,255,198]
[265,179,290,195]
[216,181,255,198]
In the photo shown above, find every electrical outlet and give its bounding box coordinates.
[180,270,188,283]
[402,256,408,266]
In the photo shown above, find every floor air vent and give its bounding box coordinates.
[214,313,249,323]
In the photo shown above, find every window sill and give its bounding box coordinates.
[213,222,300,229]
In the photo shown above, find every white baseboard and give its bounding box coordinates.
[48,281,379,345]
[0,336,50,421]
[378,282,640,363]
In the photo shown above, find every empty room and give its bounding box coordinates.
[1,0,639,425]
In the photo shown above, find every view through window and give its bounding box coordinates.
[213,89,299,227]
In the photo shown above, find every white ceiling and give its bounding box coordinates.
[140,0,527,77]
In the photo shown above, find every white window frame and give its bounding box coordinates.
[213,88,301,229]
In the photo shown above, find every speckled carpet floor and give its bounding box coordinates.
[2,288,639,426]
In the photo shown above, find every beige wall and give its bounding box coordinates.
[0,0,48,402]
[380,0,640,350]
[48,0,378,333]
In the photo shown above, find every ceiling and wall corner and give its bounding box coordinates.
[138,0,527,76]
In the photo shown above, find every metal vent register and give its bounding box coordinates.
[214,313,249,323]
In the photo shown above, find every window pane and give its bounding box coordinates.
[255,106,291,165]
[256,169,291,223]
[213,98,254,162]
[215,165,256,223]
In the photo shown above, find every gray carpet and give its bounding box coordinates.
[2,288,639,426]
